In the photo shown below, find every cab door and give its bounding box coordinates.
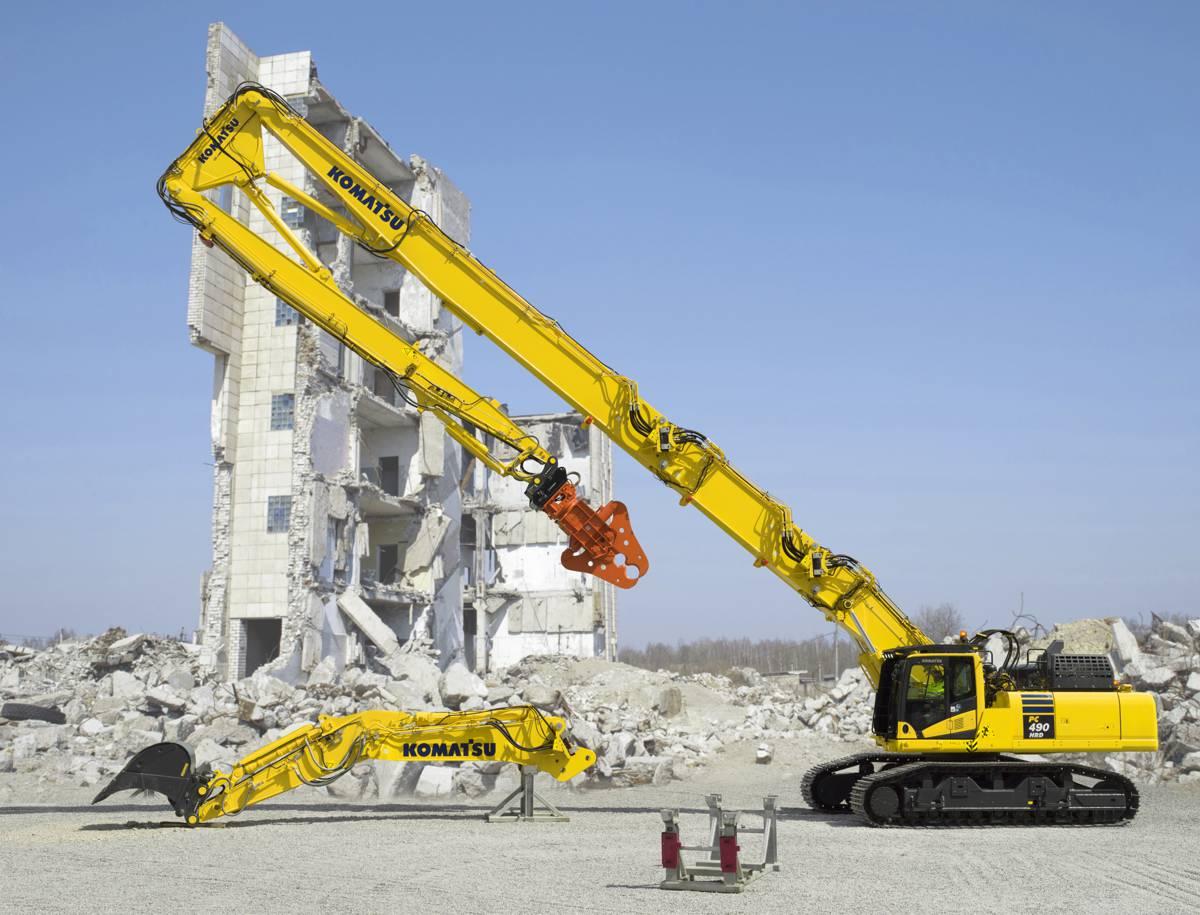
[896,656,978,740]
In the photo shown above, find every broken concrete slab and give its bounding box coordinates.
[1110,619,1142,667]
[110,670,144,701]
[439,660,486,709]
[1,702,66,724]
[144,686,186,712]
[379,651,441,702]
[337,591,400,655]
[414,764,454,798]
[521,683,561,710]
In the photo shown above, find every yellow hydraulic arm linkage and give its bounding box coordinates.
[159,84,922,680]
[94,706,593,824]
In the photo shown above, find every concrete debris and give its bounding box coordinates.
[4,615,1199,798]
[336,592,401,656]
[414,765,455,799]
[438,659,487,710]
[1110,619,1142,667]
[1,702,66,724]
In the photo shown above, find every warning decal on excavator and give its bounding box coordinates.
[1021,693,1055,739]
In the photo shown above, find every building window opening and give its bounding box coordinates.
[379,544,399,584]
[243,618,282,676]
[267,495,292,533]
[215,184,234,214]
[275,298,300,326]
[379,455,400,496]
[270,393,295,431]
[280,196,305,229]
[383,289,400,318]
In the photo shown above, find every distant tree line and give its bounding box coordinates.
[621,603,969,677]
[621,634,857,679]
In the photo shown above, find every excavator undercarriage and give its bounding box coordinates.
[802,752,1139,826]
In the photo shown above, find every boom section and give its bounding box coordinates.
[162,84,927,680]
[93,706,594,824]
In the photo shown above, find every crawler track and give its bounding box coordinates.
[847,757,1139,826]
[800,752,911,812]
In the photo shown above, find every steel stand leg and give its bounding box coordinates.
[485,765,570,823]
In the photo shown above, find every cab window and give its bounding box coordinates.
[946,657,977,716]
[904,660,947,731]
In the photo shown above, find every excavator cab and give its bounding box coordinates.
[873,648,982,743]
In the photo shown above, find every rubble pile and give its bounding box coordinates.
[0,630,868,799]
[0,628,465,795]
[485,656,871,787]
[1100,617,1200,785]
[3,615,1197,798]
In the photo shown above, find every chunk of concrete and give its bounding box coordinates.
[164,666,196,692]
[307,657,337,687]
[337,591,400,655]
[1138,666,1179,688]
[191,717,257,747]
[453,763,499,798]
[250,673,293,708]
[12,734,38,762]
[380,651,441,703]
[110,670,144,701]
[106,634,147,664]
[439,661,486,710]
[521,684,561,711]
[656,686,684,718]
[78,717,108,737]
[1109,619,1142,667]
[163,715,198,743]
[604,730,636,767]
[414,764,455,799]
[403,508,452,578]
[1159,621,1193,645]
[145,686,186,712]
[192,737,234,772]
[486,684,516,704]
[567,717,603,751]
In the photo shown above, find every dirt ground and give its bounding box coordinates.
[3,735,1198,914]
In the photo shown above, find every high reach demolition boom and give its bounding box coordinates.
[160,83,925,683]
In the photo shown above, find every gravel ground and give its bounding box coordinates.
[3,735,1199,914]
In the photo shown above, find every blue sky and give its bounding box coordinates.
[0,2,1195,646]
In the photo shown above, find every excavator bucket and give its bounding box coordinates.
[92,742,204,822]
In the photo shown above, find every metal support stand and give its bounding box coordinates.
[485,765,569,823]
[659,794,779,893]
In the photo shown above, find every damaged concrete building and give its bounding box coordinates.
[187,24,616,680]
[463,413,617,671]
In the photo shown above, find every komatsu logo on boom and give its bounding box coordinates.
[327,166,407,231]
[402,740,497,759]
[196,118,240,164]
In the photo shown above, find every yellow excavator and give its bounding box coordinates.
[98,83,1157,827]
[95,707,593,824]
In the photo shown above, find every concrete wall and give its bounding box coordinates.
[464,413,617,671]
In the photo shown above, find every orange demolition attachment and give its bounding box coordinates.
[525,461,648,589]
